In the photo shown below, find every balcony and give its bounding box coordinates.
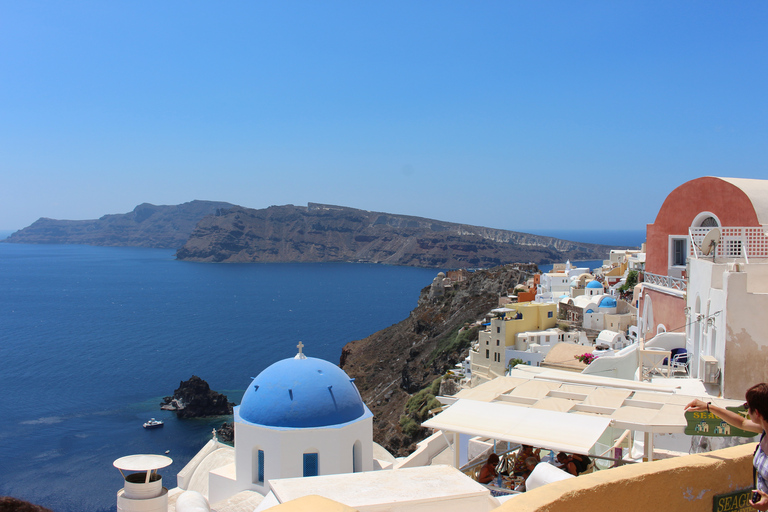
[642,271,686,292]
[690,226,768,261]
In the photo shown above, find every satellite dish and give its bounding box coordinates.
[701,228,721,256]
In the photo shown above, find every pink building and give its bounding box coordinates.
[640,176,768,344]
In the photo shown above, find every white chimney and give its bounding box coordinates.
[113,454,172,512]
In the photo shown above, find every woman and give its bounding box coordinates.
[478,453,500,484]
[685,383,768,511]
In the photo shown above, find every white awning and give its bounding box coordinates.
[422,399,611,455]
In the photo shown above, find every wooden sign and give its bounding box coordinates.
[713,489,753,512]
[684,406,757,438]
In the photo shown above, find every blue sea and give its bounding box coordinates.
[0,229,644,511]
[0,243,439,511]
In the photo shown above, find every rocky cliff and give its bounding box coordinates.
[4,200,234,249]
[176,203,613,267]
[339,264,535,456]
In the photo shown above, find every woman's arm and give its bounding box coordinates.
[684,399,762,433]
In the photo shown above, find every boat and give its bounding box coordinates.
[143,418,164,429]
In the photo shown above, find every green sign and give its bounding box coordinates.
[684,406,758,437]
[713,489,753,512]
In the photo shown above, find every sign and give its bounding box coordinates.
[684,406,758,438]
[713,489,753,512]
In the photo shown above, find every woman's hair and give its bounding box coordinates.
[525,456,539,468]
[488,453,500,465]
[746,383,768,420]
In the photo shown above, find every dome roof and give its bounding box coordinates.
[586,280,603,289]
[599,297,617,308]
[238,356,368,428]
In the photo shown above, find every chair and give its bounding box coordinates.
[670,349,689,375]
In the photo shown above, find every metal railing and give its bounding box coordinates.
[643,271,687,292]
[690,226,768,260]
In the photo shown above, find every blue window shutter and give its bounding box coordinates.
[303,453,318,477]
[258,450,264,483]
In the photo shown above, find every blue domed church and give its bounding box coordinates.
[208,344,373,503]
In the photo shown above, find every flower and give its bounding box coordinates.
[574,353,596,364]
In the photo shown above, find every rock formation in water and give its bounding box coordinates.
[161,375,234,418]
[4,200,234,249]
[176,203,615,268]
[339,264,535,456]
[216,422,234,444]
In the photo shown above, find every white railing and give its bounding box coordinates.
[643,271,687,292]
[690,226,768,260]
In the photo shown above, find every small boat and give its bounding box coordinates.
[143,418,164,429]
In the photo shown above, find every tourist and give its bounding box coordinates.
[685,384,768,510]
[478,453,500,484]
[556,452,578,476]
[512,445,541,476]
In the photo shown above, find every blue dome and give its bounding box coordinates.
[599,297,617,308]
[586,280,603,289]
[586,308,594,313]
[238,357,368,428]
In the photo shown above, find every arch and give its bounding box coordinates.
[353,440,362,473]
[656,324,667,335]
[692,211,721,228]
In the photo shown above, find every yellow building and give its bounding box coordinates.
[470,302,557,383]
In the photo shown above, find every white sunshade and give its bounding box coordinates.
[422,399,611,455]
[113,454,173,472]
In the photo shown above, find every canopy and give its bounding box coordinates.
[113,454,172,472]
[422,399,611,455]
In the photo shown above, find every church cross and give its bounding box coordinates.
[297,341,304,356]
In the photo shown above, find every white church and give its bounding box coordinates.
[114,343,500,512]
[208,342,374,502]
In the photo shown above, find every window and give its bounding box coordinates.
[303,453,318,477]
[672,238,687,266]
[547,311,553,318]
[496,326,500,334]
[496,339,500,346]
[257,449,264,484]
[486,349,490,358]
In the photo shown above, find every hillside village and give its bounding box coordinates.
[112,176,768,512]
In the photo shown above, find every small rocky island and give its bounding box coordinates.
[161,375,234,418]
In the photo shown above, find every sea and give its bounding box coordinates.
[0,228,644,511]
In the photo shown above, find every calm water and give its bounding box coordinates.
[0,230,642,511]
[0,244,438,511]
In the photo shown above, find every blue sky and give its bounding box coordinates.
[1,2,766,234]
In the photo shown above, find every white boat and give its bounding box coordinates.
[143,418,164,429]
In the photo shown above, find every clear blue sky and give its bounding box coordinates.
[1,2,766,233]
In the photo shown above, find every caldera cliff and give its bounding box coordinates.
[339,264,535,456]
[176,203,613,268]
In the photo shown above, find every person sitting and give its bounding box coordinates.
[556,452,591,475]
[571,453,592,474]
[478,453,500,484]
[556,452,579,476]
[512,445,541,476]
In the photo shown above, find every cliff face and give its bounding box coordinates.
[176,203,613,267]
[4,200,234,249]
[339,265,535,456]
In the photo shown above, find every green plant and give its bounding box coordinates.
[399,416,422,437]
[428,325,479,364]
[399,376,445,438]
[619,270,639,292]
